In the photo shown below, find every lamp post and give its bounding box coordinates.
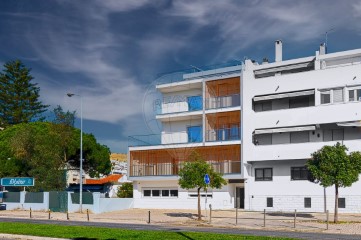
[67,93,83,213]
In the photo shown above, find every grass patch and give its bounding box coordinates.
[0,222,296,240]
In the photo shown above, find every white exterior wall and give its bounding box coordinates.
[242,50,361,213]
[133,180,238,209]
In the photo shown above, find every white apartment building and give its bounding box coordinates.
[128,41,361,213]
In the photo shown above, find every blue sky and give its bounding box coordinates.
[1,0,361,153]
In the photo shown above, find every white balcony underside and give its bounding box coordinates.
[250,139,361,162]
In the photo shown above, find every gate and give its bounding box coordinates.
[49,191,68,212]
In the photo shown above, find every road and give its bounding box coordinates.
[0,217,360,240]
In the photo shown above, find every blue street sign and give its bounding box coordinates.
[1,177,35,187]
[204,174,210,185]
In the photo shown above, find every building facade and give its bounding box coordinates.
[128,41,361,212]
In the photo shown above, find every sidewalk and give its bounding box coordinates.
[1,209,361,236]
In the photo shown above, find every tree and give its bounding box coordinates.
[307,143,361,223]
[117,182,133,198]
[0,122,112,190]
[0,60,48,128]
[178,152,227,220]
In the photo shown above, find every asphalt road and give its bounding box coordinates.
[0,217,360,240]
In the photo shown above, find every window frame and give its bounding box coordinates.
[255,168,273,181]
[143,188,179,198]
[304,197,312,208]
[267,197,273,207]
[291,166,310,181]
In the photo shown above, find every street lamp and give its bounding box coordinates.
[67,93,83,213]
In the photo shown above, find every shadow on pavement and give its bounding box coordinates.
[266,212,315,218]
[165,213,200,219]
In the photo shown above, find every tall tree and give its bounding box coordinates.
[307,143,361,223]
[0,60,48,128]
[178,152,227,220]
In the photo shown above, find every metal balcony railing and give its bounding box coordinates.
[130,160,241,177]
[205,94,240,110]
[206,127,241,142]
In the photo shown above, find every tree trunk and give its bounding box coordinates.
[197,187,201,220]
[334,184,339,223]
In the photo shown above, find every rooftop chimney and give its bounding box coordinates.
[319,43,326,55]
[275,40,282,62]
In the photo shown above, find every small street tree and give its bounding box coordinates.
[178,152,227,220]
[117,182,133,198]
[0,60,48,128]
[307,143,361,223]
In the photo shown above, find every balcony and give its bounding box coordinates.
[130,161,241,177]
[206,127,241,142]
[158,96,202,115]
[205,94,240,110]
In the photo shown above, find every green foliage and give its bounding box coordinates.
[0,122,111,191]
[307,143,361,188]
[307,142,361,223]
[117,182,133,198]
[178,152,227,191]
[0,60,48,128]
[178,151,227,220]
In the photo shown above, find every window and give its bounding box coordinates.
[289,96,311,108]
[291,166,309,180]
[338,198,346,208]
[349,89,361,102]
[320,90,331,104]
[188,191,213,198]
[254,134,272,145]
[304,198,311,208]
[143,189,178,198]
[255,168,273,181]
[290,131,310,143]
[323,129,344,141]
[267,197,273,207]
[188,96,203,111]
[187,126,202,143]
[254,101,272,112]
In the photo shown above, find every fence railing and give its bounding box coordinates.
[130,160,241,177]
[206,127,241,142]
[205,94,240,110]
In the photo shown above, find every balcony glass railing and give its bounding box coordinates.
[206,127,241,142]
[130,160,241,176]
[205,94,240,109]
[156,60,242,85]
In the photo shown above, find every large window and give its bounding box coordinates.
[320,88,344,105]
[290,131,309,143]
[291,166,309,180]
[255,168,273,181]
[323,129,344,141]
[143,189,178,198]
[187,126,202,143]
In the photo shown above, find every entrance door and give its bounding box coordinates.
[235,187,244,209]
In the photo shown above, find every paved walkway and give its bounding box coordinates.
[0,209,361,237]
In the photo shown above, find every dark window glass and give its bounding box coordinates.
[290,131,310,143]
[304,198,311,208]
[170,190,178,197]
[321,91,331,104]
[162,190,169,197]
[291,167,309,180]
[289,96,310,108]
[349,90,355,101]
[338,198,346,208]
[267,197,273,207]
[152,190,160,197]
[144,190,151,197]
[255,168,273,181]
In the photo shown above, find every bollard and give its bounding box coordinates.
[294,209,296,228]
[236,207,238,225]
[66,211,69,220]
[30,208,32,219]
[48,209,51,220]
[87,209,89,221]
[209,204,211,223]
[326,210,329,230]
[148,210,151,224]
[263,209,266,227]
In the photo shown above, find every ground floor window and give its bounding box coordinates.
[338,198,346,208]
[304,197,311,208]
[188,191,213,198]
[267,197,273,207]
[143,188,178,198]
